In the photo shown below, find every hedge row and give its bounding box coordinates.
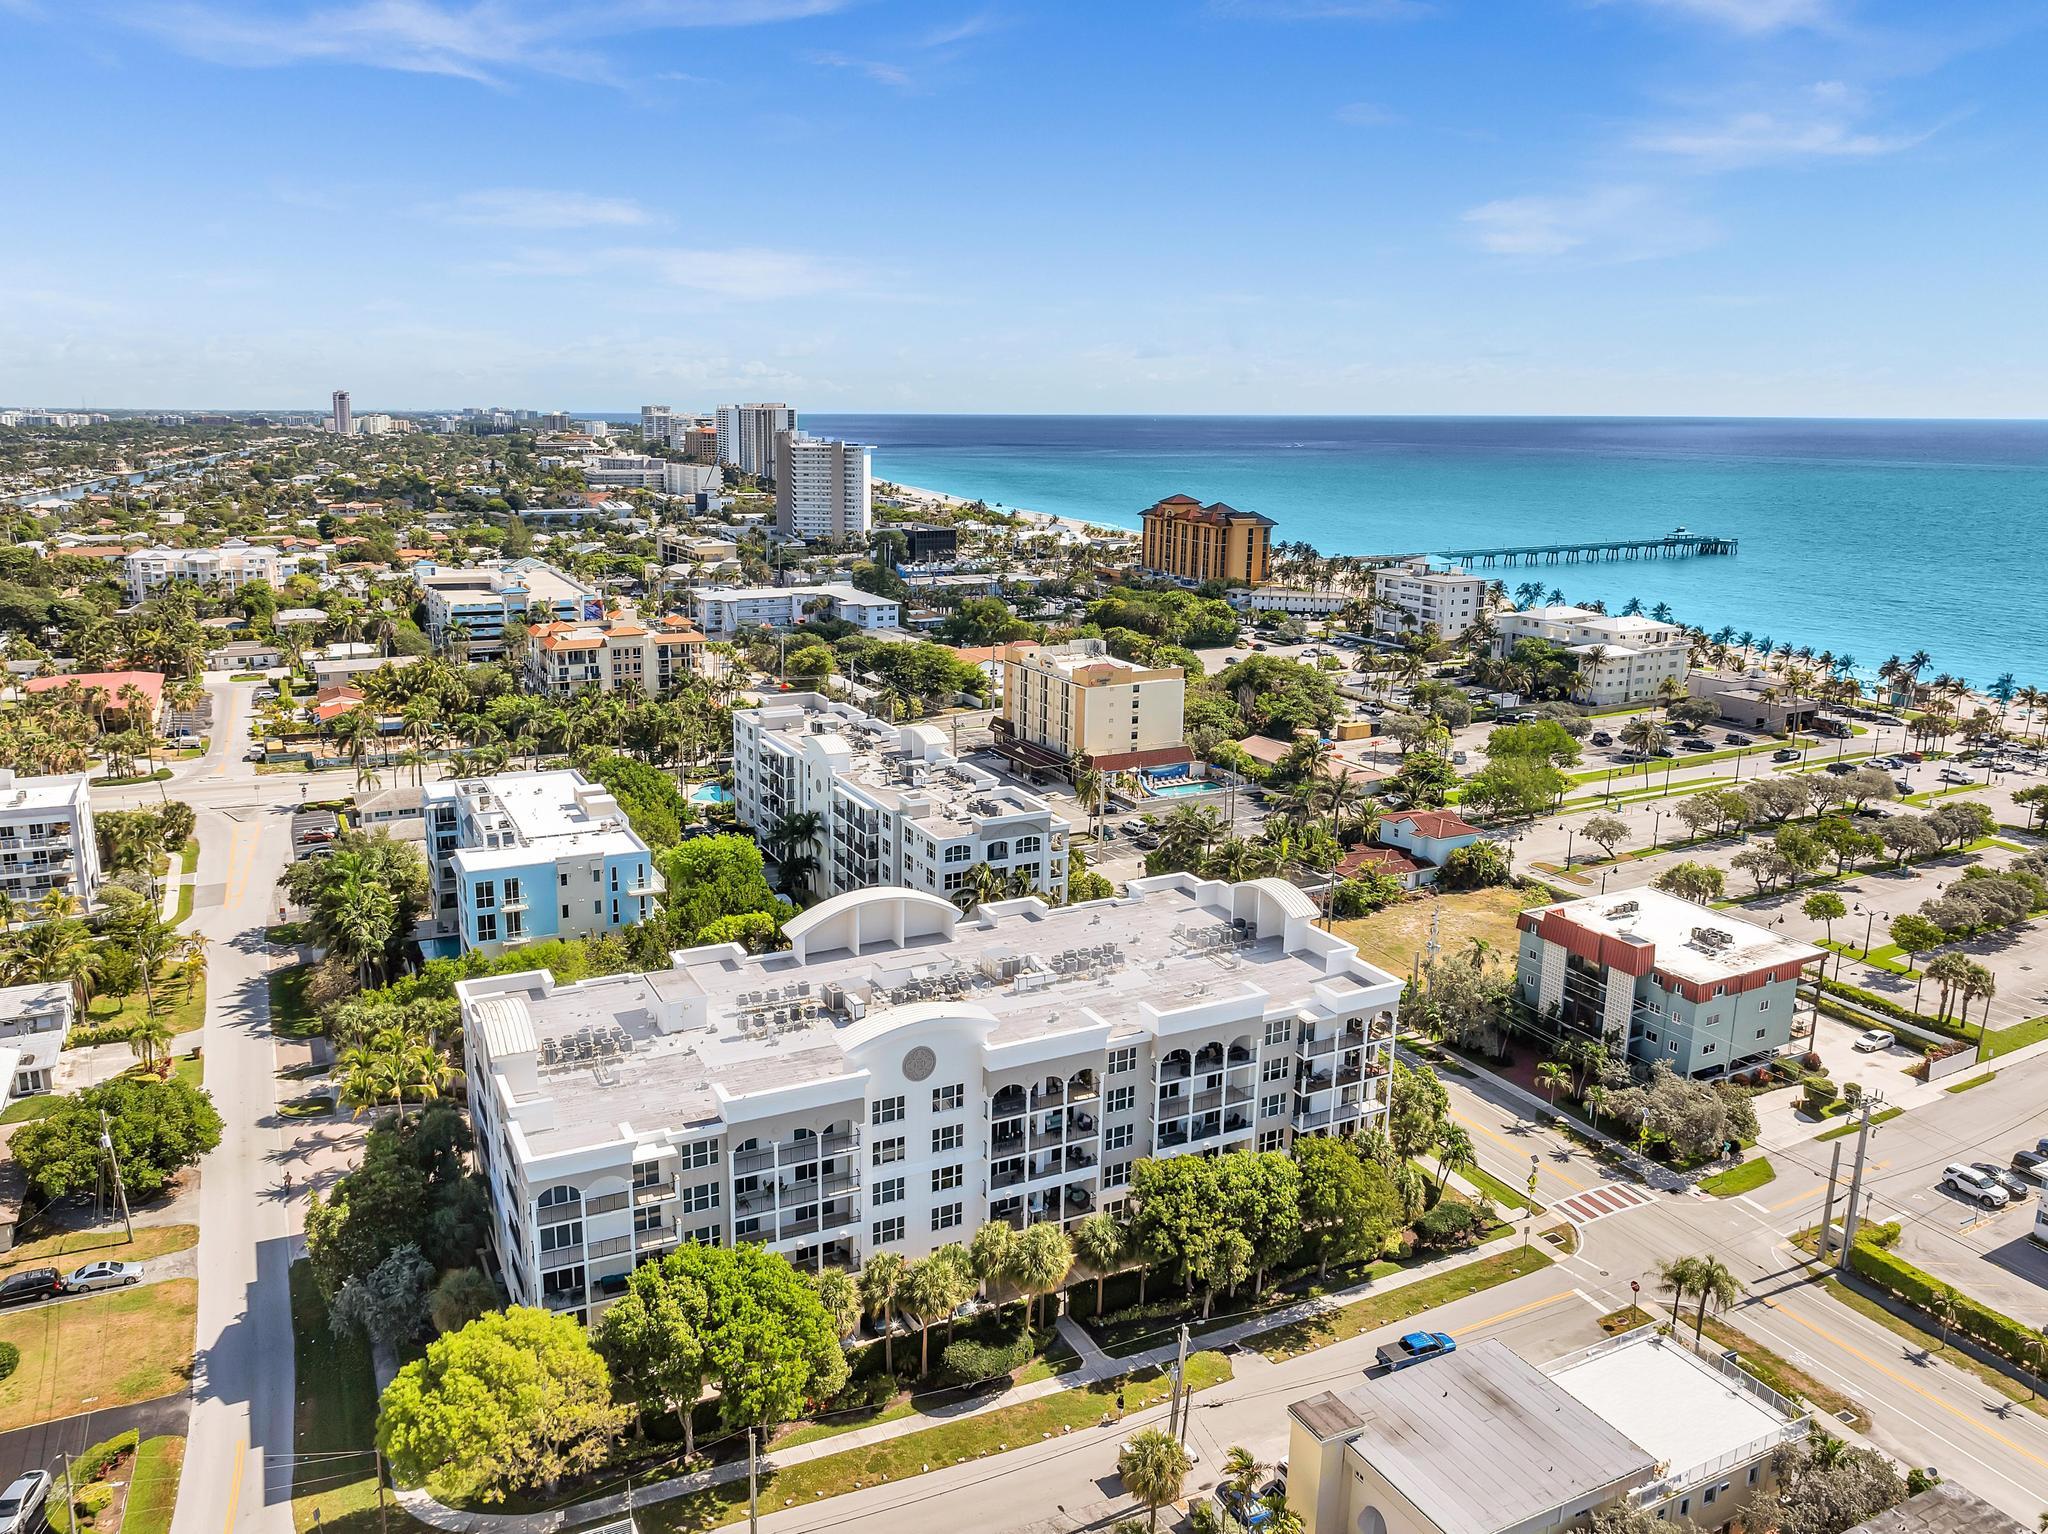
[1815,977,1971,1041]
[1848,1238,2046,1376]
[940,1332,1034,1387]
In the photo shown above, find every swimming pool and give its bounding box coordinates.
[1147,779,1219,798]
[688,783,734,806]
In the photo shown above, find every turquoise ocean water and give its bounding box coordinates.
[809,415,2048,687]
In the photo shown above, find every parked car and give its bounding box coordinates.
[65,1260,144,1292]
[1724,733,1751,746]
[0,1472,50,1534]
[1943,1163,2010,1208]
[245,746,267,762]
[1375,1331,1457,1372]
[169,733,204,750]
[1894,777,1913,793]
[1772,747,1802,762]
[1591,732,1614,747]
[1825,762,1856,775]
[2011,1149,2048,1182]
[0,1268,63,1308]
[1940,769,1974,785]
[1215,1471,1291,1530]
[1123,1439,1201,1473]
[1681,738,1714,752]
[1901,751,1924,763]
[1852,1028,1892,1052]
[1970,1163,2032,1201]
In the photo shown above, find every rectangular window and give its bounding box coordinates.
[872,1096,904,1126]
[932,1084,964,1114]
[679,1183,719,1213]
[1261,1093,1288,1118]
[1261,1058,1288,1083]
[873,1176,905,1206]
[933,1124,964,1154]
[872,1137,904,1166]
[539,1222,581,1252]
[633,1205,663,1234]
[678,1140,717,1170]
[474,880,496,910]
[475,913,498,943]
[872,1217,905,1246]
[1258,1131,1285,1153]
[1108,1046,1138,1075]
[1106,1086,1135,1115]
[1264,1019,1292,1047]
[932,1164,963,1192]
[1103,1161,1131,1189]
[931,1202,963,1232]
[1104,1124,1133,1152]
[632,1161,661,1189]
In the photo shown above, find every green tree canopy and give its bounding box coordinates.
[12,1073,222,1203]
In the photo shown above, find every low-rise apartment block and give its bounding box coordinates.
[1373,561,1491,636]
[690,583,899,636]
[0,981,73,1100]
[0,771,101,916]
[418,558,601,660]
[525,615,710,699]
[733,694,1068,905]
[1493,606,1690,707]
[995,638,1188,777]
[1515,888,1821,1077]
[581,456,722,497]
[459,875,1399,1319]
[123,539,326,603]
[422,770,662,959]
[1287,1329,1806,1534]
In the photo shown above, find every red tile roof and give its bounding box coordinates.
[1338,847,1421,878]
[1387,809,1480,839]
[25,671,164,710]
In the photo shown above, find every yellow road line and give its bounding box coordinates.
[1452,1108,1590,1192]
[1468,1289,1579,1332]
[1761,1294,2048,1470]
[1769,1181,1826,1212]
[223,1437,245,1534]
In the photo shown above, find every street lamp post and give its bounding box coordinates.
[1651,809,1663,850]
[1560,824,1576,869]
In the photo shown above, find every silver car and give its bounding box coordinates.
[65,1260,143,1292]
[0,1472,49,1534]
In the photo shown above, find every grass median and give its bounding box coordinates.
[125,1436,187,1534]
[1815,1106,1901,1142]
[1699,1158,1777,1198]
[0,1223,197,1278]
[1249,1244,1553,1361]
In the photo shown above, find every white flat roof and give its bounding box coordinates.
[1532,887,1821,985]
[697,583,892,607]
[0,772,89,812]
[1549,1331,1798,1480]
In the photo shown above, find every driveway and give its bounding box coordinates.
[0,1393,188,1489]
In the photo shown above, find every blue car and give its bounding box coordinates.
[1375,1331,1457,1373]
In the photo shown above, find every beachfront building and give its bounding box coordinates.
[1492,607,1690,707]
[715,403,796,479]
[418,558,601,660]
[993,638,1189,779]
[1225,588,1352,619]
[123,540,326,604]
[1286,1330,1806,1534]
[524,615,711,700]
[690,583,899,636]
[0,982,72,1100]
[732,693,1068,906]
[457,874,1400,1319]
[0,771,102,917]
[1138,495,1274,588]
[1685,674,1824,735]
[421,770,662,959]
[1373,560,1491,637]
[1514,888,1821,1077]
[774,434,873,542]
[580,455,722,497]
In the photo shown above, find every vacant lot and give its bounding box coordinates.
[1332,885,1527,979]
[0,1223,197,1278]
[0,1278,197,1431]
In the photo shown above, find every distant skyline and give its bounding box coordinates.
[4,0,2045,416]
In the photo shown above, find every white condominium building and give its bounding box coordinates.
[640,405,672,443]
[0,981,73,1101]
[0,771,101,916]
[773,433,872,541]
[581,456,722,497]
[714,403,795,479]
[124,540,326,603]
[1372,561,1491,637]
[1493,606,1690,707]
[330,390,352,436]
[733,693,1069,906]
[459,875,1400,1320]
[418,558,602,660]
[524,615,710,699]
[690,583,899,635]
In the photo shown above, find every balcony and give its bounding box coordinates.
[539,1246,584,1273]
[1158,1124,1190,1149]
[1303,1034,1338,1059]
[541,1287,587,1312]
[1294,1107,1333,1132]
[1156,1059,1192,1084]
[634,1185,673,1207]
[537,1202,582,1227]
[588,1235,631,1260]
[992,1163,1026,1190]
[585,1191,630,1216]
[991,1130,1025,1157]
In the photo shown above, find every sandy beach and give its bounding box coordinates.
[881,479,1135,543]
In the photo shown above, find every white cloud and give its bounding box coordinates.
[1333,100,1400,125]
[445,189,653,229]
[1600,0,1835,33]
[808,50,916,89]
[1634,82,1931,166]
[1461,184,1717,260]
[483,245,861,300]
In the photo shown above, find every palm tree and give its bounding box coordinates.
[1661,1254,1741,1343]
[1006,1220,1073,1330]
[128,1015,174,1075]
[1072,1212,1126,1313]
[1222,1446,1263,1512]
[1117,1429,1191,1534]
[1932,1285,1960,1350]
[1536,1060,1569,1105]
[1433,1123,1475,1198]
[1619,716,1668,758]
[860,1251,908,1376]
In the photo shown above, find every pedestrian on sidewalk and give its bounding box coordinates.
[1114,1385,1125,1419]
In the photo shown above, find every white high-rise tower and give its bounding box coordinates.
[330,390,353,436]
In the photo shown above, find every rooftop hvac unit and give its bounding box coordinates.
[1605,900,1640,919]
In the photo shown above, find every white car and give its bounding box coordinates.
[1852,1029,1892,1052]
[0,1472,49,1534]
[66,1259,143,1291]
[1943,1163,2009,1208]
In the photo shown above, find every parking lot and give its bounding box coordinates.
[1889,1173,2048,1329]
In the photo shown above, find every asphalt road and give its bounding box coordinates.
[0,1393,189,1491]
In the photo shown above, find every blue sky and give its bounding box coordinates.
[2,0,2043,414]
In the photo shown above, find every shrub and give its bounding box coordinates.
[1802,1076,1839,1114]
[828,1371,901,1412]
[940,1332,1034,1387]
[1801,1051,1823,1071]
[73,1430,137,1484]
[0,1342,17,1381]
[1861,1221,1903,1249]
[1848,1237,2045,1371]
[1413,1200,1483,1251]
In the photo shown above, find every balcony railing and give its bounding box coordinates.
[1156,1060,1192,1083]
[1303,1034,1338,1058]
[541,1287,587,1311]
[539,1246,583,1273]
[634,1185,672,1207]
[1294,1107,1333,1131]
[586,1191,629,1216]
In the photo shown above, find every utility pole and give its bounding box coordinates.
[1837,1097,1882,1269]
[747,1427,759,1534]
[1167,1323,1189,1441]
[98,1110,133,1241]
[59,1452,74,1534]
[374,1450,390,1534]
[1816,1142,1844,1261]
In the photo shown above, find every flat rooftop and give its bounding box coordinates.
[435,771,652,873]
[420,559,593,603]
[1549,1330,1801,1486]
[697,582,890,606]
[0,771,89,812]
[1529,887,1821,987]
[483,880,1378,1155]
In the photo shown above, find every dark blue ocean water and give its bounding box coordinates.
[810,415,2048,688]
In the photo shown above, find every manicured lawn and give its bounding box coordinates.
[290,1261,430,1534]
[0,1223,197,1278]
[125,1436,186,1534]
[1701,1312,1868,1423]
[1945,1071,1998,1093]
[636,1352,1234,1534]
[0,1278,197,1431]
[1699,1157,1777,1198]
[1817,940,1918,977]
[1980,1015,2048,1061]
[79,969,206,1039]
[1250,1244,1553,1361]
[1815,1106,1902,1141]
[170,882,194,927]
[1458,1158,1544,1214]
[269,964,323,1039]
[1331,885,1525,978]
[0,1095,63,1125]
[280,1095,334,1119]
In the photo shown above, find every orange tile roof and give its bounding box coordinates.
[1387,809,1480,839]
[25,670,164,708]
